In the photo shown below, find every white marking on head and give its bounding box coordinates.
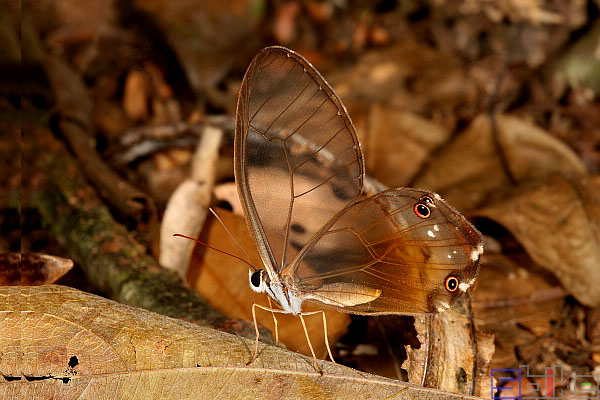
[433,224,440,232]
[427,230,435,238]
[458,282,471,292]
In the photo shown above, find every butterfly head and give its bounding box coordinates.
[248,269,269,293]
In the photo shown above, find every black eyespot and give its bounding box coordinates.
[445,275,459,292]
[414,203,430,218]
[250,271,262,288]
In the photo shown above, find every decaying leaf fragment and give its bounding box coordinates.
[0,285,485,399]
[0,253,73,286]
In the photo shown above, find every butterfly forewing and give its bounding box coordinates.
[291,188,483,314]
[235,47,364,277]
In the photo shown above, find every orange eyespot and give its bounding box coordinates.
[445,275,459,292]
[414,203,431,219]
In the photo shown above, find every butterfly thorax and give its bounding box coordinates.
[267,281,303,315]
[248,268,304,315]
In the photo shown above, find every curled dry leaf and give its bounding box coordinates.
[0,285,484,400]
[214,182,244,216]
[0,253,74,286]
[473,175,600,307]
[414,114,588,211]
[160,126,223,280]
[187,210,351,359]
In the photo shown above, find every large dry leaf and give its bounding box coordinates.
[0,285,485,399]
[413,114,588,211]
[187,210,351,359]
[473,175,600,307]
[360,104,451,188]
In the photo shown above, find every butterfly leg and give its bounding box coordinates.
[298,313,323,375]
[266,295,279,347]
[320,310,336,363]
[247,303,289,366]
[247,302,261,366]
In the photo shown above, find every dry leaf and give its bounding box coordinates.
[0,253,73,286]
[0,285,485,399]
[187,210,351,359]
[361,104,451,188]
[122,70,150,121]
[413,114,588,211]
[329,42,478,118]
[130,0,262,91]
[473,175,600,307]
[471,253,566,368]
[273,2,300,44]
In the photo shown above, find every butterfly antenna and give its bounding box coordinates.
[208,207,255,264]
[173,233,256,271]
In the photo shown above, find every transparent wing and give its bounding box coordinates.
[234,47,364,278]
[291,188,483,314]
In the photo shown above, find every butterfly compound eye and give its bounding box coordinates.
[414,203,431,219]
[250,270,262,288]
[445,275,459,292]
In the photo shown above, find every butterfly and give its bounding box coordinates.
[234,46,483,369]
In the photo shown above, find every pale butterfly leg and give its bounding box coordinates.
[320,310,335,363]
[247,303,290,366]
[247,304,326,374]
[247,302,261,366]
[298,312,323,374]
[266,295,279,347]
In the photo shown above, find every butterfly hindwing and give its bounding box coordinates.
[291,188,483,314]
